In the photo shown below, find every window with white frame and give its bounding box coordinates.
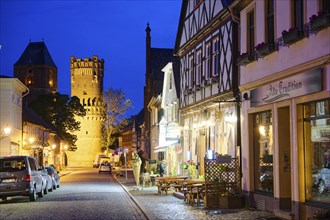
[196,49,202,85]
[247,9,255,54]
[292,0,304,30]
[212,37,220,77]
[204,41,211,81]
[188,55,194,89]
[266,0,275,43]
[169,72,173,90]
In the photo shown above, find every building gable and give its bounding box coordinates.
[175,0,230,54]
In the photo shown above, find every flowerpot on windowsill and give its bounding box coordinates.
[238,53,255,66]
[256,42,276,57]
[216,155,231,164]
[310,13,330,32]
[282,28,303,45]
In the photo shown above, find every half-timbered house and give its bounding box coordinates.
[174,0,240,176]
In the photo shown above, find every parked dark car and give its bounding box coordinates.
[0,156,44,201]
[45,166,60,189]
[41,167,53,193]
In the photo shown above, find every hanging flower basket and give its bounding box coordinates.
[255,42,275,57]
[216,155,231,164]
[310,12,330,32]
[282,27,303,45]
[238,52,255,66]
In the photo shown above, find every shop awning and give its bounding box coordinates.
[154,140,180,153]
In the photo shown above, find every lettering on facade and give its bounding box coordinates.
[251,68,322,107]
[265,81,303,103]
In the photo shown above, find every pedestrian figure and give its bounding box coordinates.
[159,160,166,177]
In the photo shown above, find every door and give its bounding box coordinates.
[278,106,292,211]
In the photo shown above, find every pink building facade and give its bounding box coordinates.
[238,0,329,219]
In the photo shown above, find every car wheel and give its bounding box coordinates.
[38,185,44,198]
[29,187,37,201]
[1,197,7,201]
[44,183,48,195]
[318,180,326,194]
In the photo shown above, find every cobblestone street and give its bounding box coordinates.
[114,171,282,220]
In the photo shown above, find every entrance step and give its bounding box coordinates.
[274,209,294,220]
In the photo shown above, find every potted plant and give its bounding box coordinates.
[282,27,303,45]
[187,160,197,179]
[255,42,275,57]
[237,52,255,66]
[219,192,244,209]
[181,162,188,169]
[309,10,330,32]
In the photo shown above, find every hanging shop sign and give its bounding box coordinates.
[251,68,322,107]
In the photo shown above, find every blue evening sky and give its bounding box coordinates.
[0,0,182,117]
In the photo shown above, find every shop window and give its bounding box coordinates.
[253,111,273,194]
[304,99,330,204]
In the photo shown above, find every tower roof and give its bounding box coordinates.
[14,42,57,68]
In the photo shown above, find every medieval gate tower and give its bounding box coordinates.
[68,56,104,167]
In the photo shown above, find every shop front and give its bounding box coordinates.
[241,67,330,218]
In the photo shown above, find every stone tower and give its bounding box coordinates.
[68,55,104,167]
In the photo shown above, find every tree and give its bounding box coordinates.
[101,88,132,151]
[29,92,86,149]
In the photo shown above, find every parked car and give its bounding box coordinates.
[94,155,110,168]
[0,156,44,201]
[41,167,53,193]
[313,165,330,194]
[45,166,60,189]
[99,161,112,174]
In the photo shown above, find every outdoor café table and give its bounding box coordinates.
[155,176,188,195]
[184,179,205,206]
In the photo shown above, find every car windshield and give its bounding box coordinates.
[0,158,26,172]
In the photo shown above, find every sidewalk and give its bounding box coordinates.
[114,170,282,220]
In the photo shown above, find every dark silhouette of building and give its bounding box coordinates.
[14,41,58,105]
[143,23,177,158]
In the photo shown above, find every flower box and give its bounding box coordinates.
[238,53,254,66]
[219,195,244,209]
[216,155,231,164]
[282,28,303,45]
[310,13,330,32]
[255,42,275,57]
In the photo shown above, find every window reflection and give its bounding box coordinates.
[254,111,273,194]
[304,99,330,204]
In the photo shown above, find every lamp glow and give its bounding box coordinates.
[187,150,191,161]
[207,149,214,159]
[4,127,11,135]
